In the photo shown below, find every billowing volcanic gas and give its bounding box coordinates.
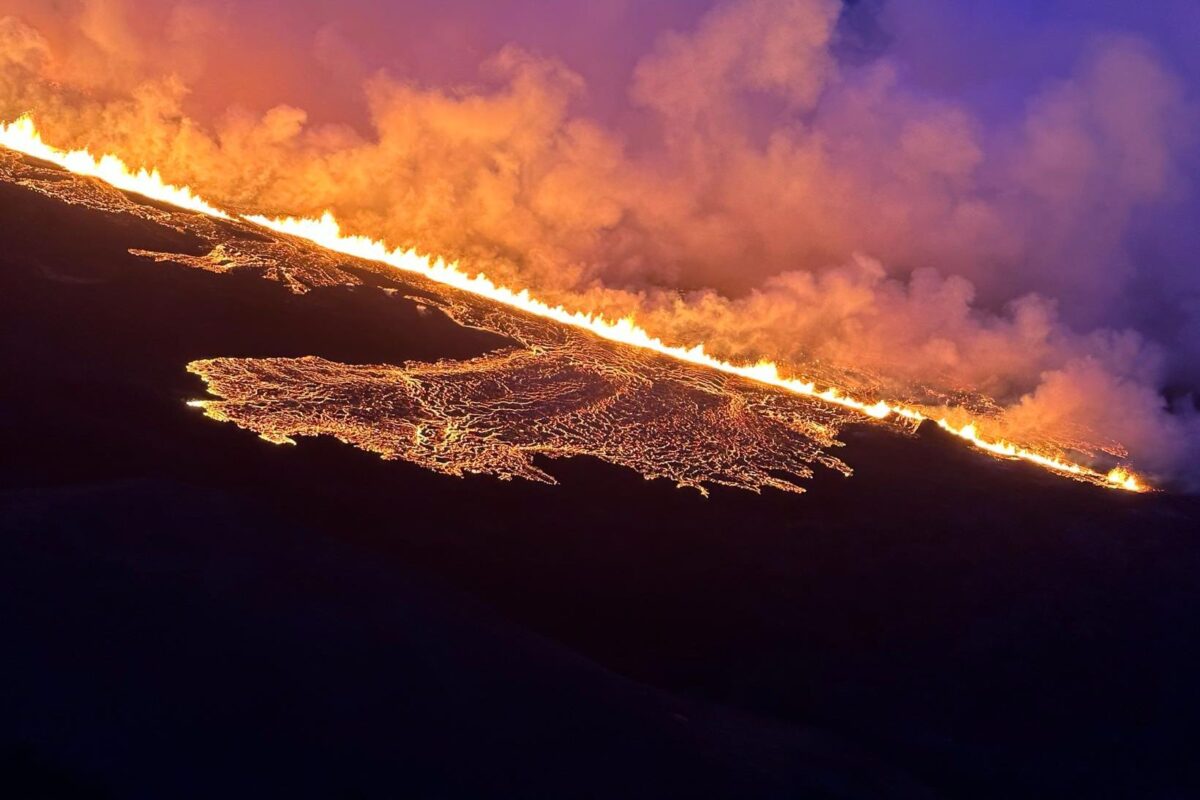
[0,117,1148,492]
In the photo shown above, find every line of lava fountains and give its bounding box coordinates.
[0,114,1146,492]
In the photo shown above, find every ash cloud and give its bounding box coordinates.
[2,0,1198,484]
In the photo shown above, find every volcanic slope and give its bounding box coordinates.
[3,136,1155,493]
[4,145,873,494]
[3,148,1200,800]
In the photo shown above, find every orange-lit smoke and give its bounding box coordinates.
[1,0,1197,486]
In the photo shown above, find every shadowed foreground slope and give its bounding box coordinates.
[2,174,1199,799]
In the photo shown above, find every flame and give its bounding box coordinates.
[0,115,1148,492]
[0,115,229,218]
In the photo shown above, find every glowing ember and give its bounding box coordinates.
[0,115,1148,492]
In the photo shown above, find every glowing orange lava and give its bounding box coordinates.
[0,115,1147,492]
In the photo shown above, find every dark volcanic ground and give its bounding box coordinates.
[2,178,1200,799]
